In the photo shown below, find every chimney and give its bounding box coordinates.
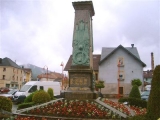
[131,44,134,48]
[151,52,154,71]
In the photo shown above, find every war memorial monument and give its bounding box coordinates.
[64,1,98,100]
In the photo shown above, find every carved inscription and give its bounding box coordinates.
[70,87,90,91]
[65,92,93,99]
[70,74,90,87]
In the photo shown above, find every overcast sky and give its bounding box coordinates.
[0,0,160,74]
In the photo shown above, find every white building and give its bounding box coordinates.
[98,44,146,97]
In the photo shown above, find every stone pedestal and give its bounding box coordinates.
[64,66,98,100]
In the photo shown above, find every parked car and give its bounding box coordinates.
[0,89,18,100]
[145,85,151,90]
[141,90,150,101]
[0,87,10,93]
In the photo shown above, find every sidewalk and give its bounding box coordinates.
[12,104,18,113]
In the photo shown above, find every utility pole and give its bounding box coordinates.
[43,65,48,81]
[60,62,64,90]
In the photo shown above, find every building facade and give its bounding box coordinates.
[98,45,146,97]
[22,68,32,85]
[0,57,24,89]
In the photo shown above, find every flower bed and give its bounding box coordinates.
[17,99,122,119]
[129,106,147,116]
[100,98,147,116]
[101,98,131,116]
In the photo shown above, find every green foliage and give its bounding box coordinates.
[95,80,105,92]
[146,65,160,120]
[32,90,51,104]
[118,97,147,108]
[0,96,12,112]
[131,79,142,86]
[17,102,35,110]
[47,88,54,100]
[24,90,38,103]
[129,115,147,120]
[129,85,141,99]
[118,97,129,103]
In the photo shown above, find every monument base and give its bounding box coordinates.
[64,65,98,99]
[64,91,99,100]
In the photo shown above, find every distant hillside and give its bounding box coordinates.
[20,64,51,80]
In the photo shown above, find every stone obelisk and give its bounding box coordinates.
[64,1,98,100]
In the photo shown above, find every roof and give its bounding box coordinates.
[23,68,32,74]
[0,57,21,69]
[64,54,101,71]
[99,45,146,67]
[37,72,63,79]
[143,70,153,78]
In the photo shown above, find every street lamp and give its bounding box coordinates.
[43,65,48,81]
[60,62,64,90]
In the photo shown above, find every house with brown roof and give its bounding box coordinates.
[37,72,63,82]
[143,70,153,86]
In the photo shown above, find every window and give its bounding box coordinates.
[3,68,6,71]
[12,75,15,80]
[2,75,5,80]
[119,87,123,94]
[6,84,10,88]
[118,57,124,66]
[17,76,18,81]
[40,86,44,90]
[119,75,123,79]
[29,85,37,93]
[20,85,32,92]
[118,71,125,80]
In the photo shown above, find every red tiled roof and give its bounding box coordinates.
[64,54,101,71]
[143,70,153,78]
[37,72,63,79]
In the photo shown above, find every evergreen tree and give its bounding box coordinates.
[131,79,142,86]
[146,65,160,120]
[129,85,141,99]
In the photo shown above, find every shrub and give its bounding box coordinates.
[0,96,12,112]
[118,97,129,103]
[24,90,38,103]
[129,85,141,99]
[131,79,142,86]
[95,80,105,92]
[118,97,147,108]
[17,102,35,110]
[129,115,147,120]
[32,90,51,104]
[146,65,160,120]
[47,88,54,100]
